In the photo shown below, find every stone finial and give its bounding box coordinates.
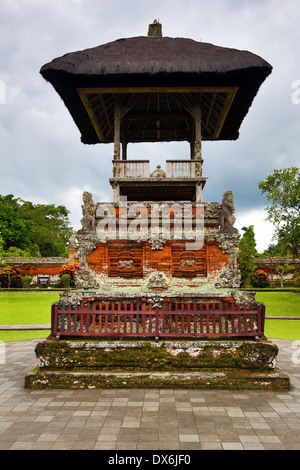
[67,234,77,249]
[148,20,162,37]
[150,165,166,178]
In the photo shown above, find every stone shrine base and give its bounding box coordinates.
[25,339,290,391]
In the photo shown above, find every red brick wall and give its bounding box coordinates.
[86,240,229,278]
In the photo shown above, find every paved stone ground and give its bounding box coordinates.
[0,338,299,450]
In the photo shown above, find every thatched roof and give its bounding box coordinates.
[40,36,272,144]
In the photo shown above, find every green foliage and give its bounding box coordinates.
[258,167,300,258]
[258,240,294,257]
[251,269,270,288]
[61,273,71,288]
[275,264,295,288]
[237,225,257,287]
[22,275,33,288]
[0,265,23,288]
[0,195,31,250]
[0,194,73,258]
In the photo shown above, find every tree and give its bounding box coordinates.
[237,225,257,287]
[0,264,23,288]
[258,167,300,258]
[275,264,295,288]
[20,201,73,257]
[0,194,73,257]
[0,195,31,250]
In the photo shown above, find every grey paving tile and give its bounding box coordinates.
[0,337,299,451]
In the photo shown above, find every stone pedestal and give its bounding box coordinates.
[25,339,290,391]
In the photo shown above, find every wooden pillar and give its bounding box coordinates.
[195,182,202,203]
[114,97,121,161]
[112,182,120,203]
[190,139,195,160]
[194,102,202,160]
[122,141,127,160]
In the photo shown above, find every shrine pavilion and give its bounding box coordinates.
[25,22,290,390]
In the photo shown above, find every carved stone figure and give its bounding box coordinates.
[80,191,96,232]
[220,190,238,233]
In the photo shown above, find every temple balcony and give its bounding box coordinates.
[110,158,207,203]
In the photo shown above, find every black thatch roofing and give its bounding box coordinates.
[40,36,272,144]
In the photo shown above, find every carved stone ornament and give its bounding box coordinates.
[150,165,166,178]
[80,191,96,232]
[215,231,240,272]
[147,296,165,309]
[67,234,77,249]
[118,259,134,269]
[215,268,241,288]
[220,190,239,234]
[75,230,98,273]
[180,258,195,268]
[74,268,99,289]
[146,271,169,290]
[149,238,165,250]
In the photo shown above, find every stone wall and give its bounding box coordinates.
[255,257,300,285]
[1,253,298,288]
[0,257,68,285]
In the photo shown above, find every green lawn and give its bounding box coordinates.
[255,291,300,341]
[264,320,300,341]
[0,292,58,342]
[255,292,300,316]
[0,330,51,342]
[0,292,59,325]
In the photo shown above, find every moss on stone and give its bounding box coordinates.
[34,338,279,372]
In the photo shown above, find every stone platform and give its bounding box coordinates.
[25,339,290,391]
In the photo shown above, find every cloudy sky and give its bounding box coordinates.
[0,0,299,252]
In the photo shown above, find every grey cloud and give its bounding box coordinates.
[0,0,299,251]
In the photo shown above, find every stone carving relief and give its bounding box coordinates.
[74,268,99,289]
[180,258,195,268]
[118,259,134,269]
[74,229,99,289]
[146,271,169,290]
[220,190,238,234]
[80,191,96,232]
[215,268,241,288]
[147,296,165,309]
[213,190,241,288]
[149,238,165,250]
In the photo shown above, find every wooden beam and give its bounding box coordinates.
[77,87,238,143]
[98,94,113,135]
[77,86,238,94]
[205,92,217,131]
[124,113,190,120]
[214,88,238,138]
[77,90,105,142]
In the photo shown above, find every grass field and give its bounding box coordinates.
[255,291,300,341]
[0,292,58,342]
[255,291,300,316]
[0,290,299,342]
[0,292,59,324]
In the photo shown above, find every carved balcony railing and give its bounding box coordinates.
[112,159,203,179]
[113,160,150,178]
[166,160,202,178]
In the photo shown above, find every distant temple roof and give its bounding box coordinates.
[40,35,272,145]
